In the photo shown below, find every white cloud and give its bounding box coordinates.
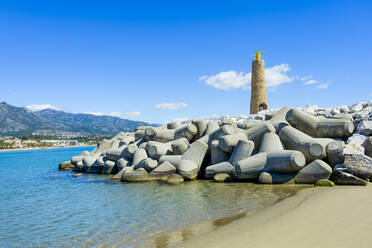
[154,102,187,110]
[200,63,294,90]
[84,111,122,117]
[26,104,61,112]
[303,79,318,85]
[85,112,106,116]
[265,64,294,87]
[300,75,313,81]
[315,80,333,89]
[110,112,121,117]
[125,112,141,117]
[199,71,250,90]
[369,93,372,97]
[164,117,190,124]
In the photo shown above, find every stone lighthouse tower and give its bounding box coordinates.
[250,51,268,114]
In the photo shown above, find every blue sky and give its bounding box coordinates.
[1,0,371,123]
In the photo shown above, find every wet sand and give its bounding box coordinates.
[141,184,309,248]
[178,185,372,248]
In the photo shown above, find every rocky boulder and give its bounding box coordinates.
[342,154,372,180]
[58,161,74,171]
[333,172,368,186]
[362,137,372,158]
[213,173,231,183]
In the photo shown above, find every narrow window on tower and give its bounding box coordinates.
[259,103,267,111]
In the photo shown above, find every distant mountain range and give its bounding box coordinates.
[0,102,154,136]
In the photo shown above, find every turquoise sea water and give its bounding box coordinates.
[0,147,301,248]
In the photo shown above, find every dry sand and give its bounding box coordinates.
[179,185,372,248]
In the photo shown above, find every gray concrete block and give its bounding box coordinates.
[116,157,131,170]
[102,160,116,174]
[294,159,332,184]
[229,140,255,164]
[205,161,234,179]
[210,140,230,164]
[134,158,158,172]
[245,122,276,150]
[122,144,138,161]
[174,124,198,141]
[259,132,284,153]
[146,141,172,160]
[182,140,209,168]
[219,132,249,153]
[167,121,179,130]
[171,138,190,155]
[264,150,306,174]
[192,119,207,140]
[132,148,148,166]
[326,141,345,166]
[287,109,354,138]
[158,155,182,168]
[235,152,267,179]
[279,125,325,162]
[149,161,176,178]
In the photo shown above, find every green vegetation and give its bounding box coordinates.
[315,180,335,187]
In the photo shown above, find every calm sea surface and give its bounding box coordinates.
[0,147,304,248]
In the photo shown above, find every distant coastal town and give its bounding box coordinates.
[0,133,107,151]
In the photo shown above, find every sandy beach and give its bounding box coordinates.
[178,185,372,248]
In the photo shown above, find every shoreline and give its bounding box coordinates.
[140,184,310,248]
[0,145,95,153]
[175,185,372,248]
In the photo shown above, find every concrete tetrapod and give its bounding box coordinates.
[132,148,148,167]
[269,106,291,131]
[286,109,354,138]
[177,140,209,180]
[218,132,249,153]
[174,124,198,141]
[119,135,135,145]
[145,141,172,159]
[205,140,255,179]
[229,140,255,165]
[234,152,267,179]
[134,158,158,172]
[153,128,175,143]
[112,167,133,180]
[326,141,345,166]
[264,150,306,174]
[102,160,117,174]
[259,132,284,153]
[171,138,190,155]
[237,121,259,130]
[210,140,230,164]
[158,155,182,168]
[166,121,179,130]
[122,144,138,161]
[192,119,207,140]
[294,159,332,184]
[116,157,131,170]
[234,150,305,180]
[106,146,126,161]
[149,161,177,179]
[245,122,276,150]
[279,125,325,162]
[122,168,152,182]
